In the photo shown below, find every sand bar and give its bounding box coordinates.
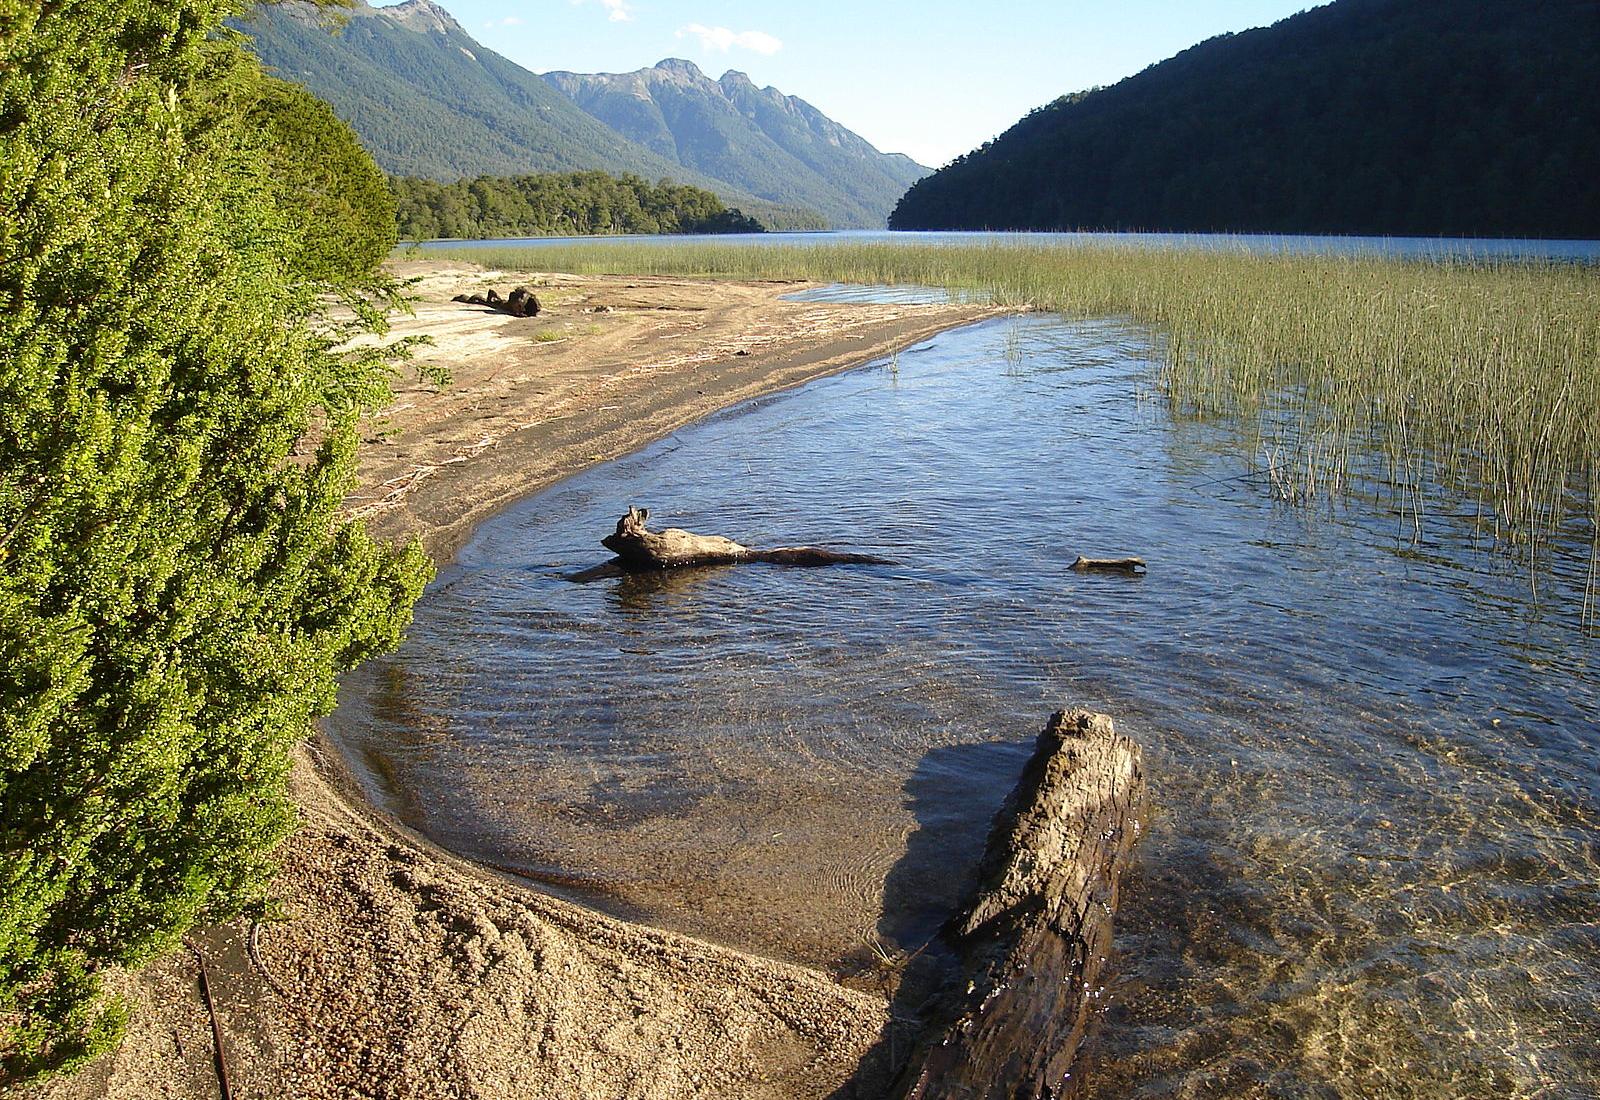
[32,262,1002,1100]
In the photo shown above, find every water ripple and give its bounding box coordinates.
[329,313,1599,1098]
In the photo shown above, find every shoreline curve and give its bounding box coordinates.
[37,261,1006,1100]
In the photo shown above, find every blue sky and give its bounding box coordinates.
[380,0,1321,167]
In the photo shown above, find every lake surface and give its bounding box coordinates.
[330,309,1598,1097]
[418,227,1600,263]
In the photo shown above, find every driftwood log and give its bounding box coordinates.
[452,285,541,317]
[598,506,890,571]
[892,709,1144,1100]
[1071,555,1146,574]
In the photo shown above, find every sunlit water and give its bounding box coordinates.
[329,310,1598,1098]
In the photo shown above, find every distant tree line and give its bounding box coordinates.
[891,0,1600,238]
[391,171,765,240]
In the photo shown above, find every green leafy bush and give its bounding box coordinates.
[251,75,399,283]
[1,0,428,1080]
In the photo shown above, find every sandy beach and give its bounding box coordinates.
[29,262,1001,1100]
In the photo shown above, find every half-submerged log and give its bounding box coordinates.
[892,708,1144,1100]
[602,506,750,567]
[452,285,541,317]
[1071,555,1146,574]
[598,506,890,571]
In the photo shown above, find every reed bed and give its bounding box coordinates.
[434,240,1600,614]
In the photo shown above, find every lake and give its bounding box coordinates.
[329,306,1597,1098]
[414,228,1600,264]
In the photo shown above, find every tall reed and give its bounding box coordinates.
[433,240,1600,612]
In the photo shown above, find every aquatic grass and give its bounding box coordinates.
[433,240,1600,613]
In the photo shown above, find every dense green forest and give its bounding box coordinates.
[238,1,827,230]
[391,172,764,240]
[545,59,927,228]
[1,0,425,1080]
[891,0,1600,238]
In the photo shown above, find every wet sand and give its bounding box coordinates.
[31,262,1001,1100]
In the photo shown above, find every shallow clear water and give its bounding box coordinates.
[330,314,1598,1098]
[417,228,1600,263]
[782,282,981,305]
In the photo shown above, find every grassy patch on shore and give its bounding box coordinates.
[435,240,1600,610]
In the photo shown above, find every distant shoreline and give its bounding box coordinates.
[415,228,1600,263]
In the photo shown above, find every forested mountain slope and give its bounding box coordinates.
[238,1,819,228]
[891,0,1600,238]
[545,59,927,228]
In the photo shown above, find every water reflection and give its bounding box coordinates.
[329,315,1598,1097]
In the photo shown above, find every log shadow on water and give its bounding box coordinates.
[567,553,893,612]
[830,738,1035,1099]
[566,558,731,612]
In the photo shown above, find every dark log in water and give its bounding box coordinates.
[1071,555,1146,574]
[597,506,890,571]
[892,708,1144,1100]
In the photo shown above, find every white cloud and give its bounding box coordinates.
[676,23,783,55]
[573,0,633,22]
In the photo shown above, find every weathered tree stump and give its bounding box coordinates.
[892,708,1144,1100]
[452,285,541,317]
[602,506,751,567]
[597,506,890,571]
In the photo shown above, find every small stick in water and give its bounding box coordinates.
[1071,555,1146,574]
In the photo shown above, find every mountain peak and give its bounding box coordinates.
[378,0,461,36]
[651,58,706,81]
[544,60,930,226]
